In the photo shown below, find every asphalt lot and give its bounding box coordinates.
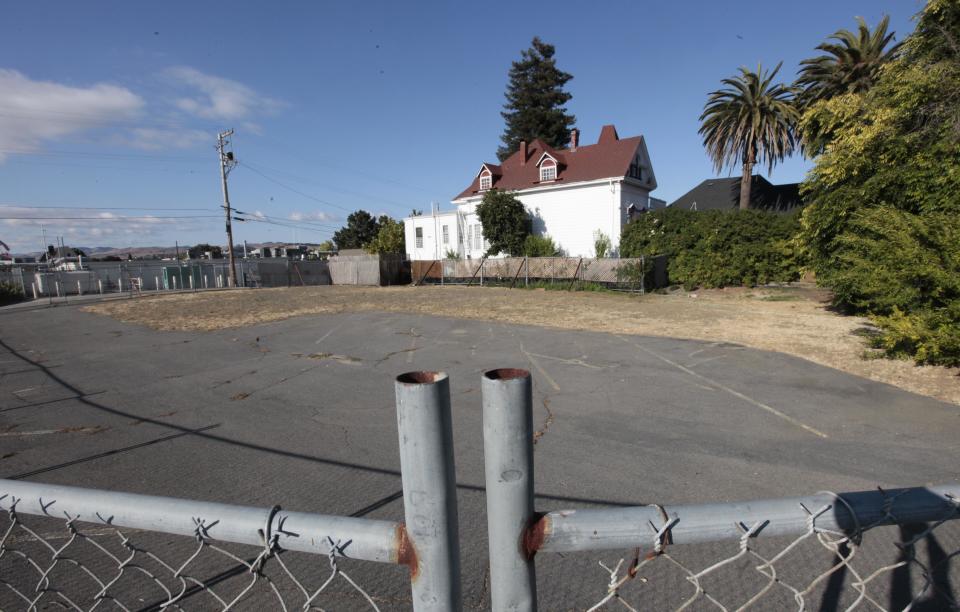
[1,302,958,610]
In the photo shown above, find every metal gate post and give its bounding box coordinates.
[482,368,537,611]
[394,371,462,611]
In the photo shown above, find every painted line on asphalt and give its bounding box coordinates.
[315,328,335,345]
[0,427,103,437]
[527,352,605,370]
[520,344,561,391]
[616,336,829,439]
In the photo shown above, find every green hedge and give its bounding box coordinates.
[0,281,24,306]
[620,208,804,289]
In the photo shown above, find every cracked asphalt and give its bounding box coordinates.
[1,305,958,610]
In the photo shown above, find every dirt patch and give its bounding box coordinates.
[84,285,959,405]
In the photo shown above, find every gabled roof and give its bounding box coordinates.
[477,163,502,177]
[454,125,651,200]
[668,177,804,213]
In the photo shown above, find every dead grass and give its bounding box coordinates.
[84,285,960,405]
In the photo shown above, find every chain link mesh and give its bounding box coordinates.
[583,490,960,611]
[0,499,389,611]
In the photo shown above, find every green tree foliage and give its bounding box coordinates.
[364,216,406,254]
[523,234,559,257]
[593,230,612,258]
[699,64,799,210]
[317,240,334,252]
[188,243,223,259]
[796,16,902,107]
[498,37,576,161]
[0,281,24,306]
[620,208,804,289]
[799,0,960,365]
[476,189,530,256]
[333,210,380,250]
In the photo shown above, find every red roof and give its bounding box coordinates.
[454,125,644,200]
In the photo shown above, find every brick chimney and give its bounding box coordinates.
[569,128,579,151]
[520,140,527,165]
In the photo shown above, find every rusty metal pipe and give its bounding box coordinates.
[527,485,960,555]
[395,371,462,611]
[482,368,537,612]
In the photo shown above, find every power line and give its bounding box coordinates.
[0,148,207,162]
[241,217,333,235]
[250,133,438,195]
[0,215,221,220]
[237,162,353,213]
[240,158,412,209]
[0,204,217,211]
[233,210,340,230]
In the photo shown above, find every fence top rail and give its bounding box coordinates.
[0,478,406,565]
[529,484,960,555]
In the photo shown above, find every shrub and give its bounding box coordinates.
[620,208,804,289]
[0,281,24,306]
[593,230,611,258]
[523,234,559,257]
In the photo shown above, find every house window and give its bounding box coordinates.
[415,227,423,248]
[442,225,449,244]
[473,225,482,251]
[479,175,492,190]
[540,164,556,182]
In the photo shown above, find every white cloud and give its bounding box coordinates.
[163,66,283,120]
[0,69,144,162]
[124,127,209,151]
[289,211,337,223]
[1,207,210,253]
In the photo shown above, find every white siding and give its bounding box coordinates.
[403,212,461,261]
[456,180,631,257]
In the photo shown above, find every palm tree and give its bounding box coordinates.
[699,63,799,211]
[796,16,902,105]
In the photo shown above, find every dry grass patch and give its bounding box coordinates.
[84,285,959,405]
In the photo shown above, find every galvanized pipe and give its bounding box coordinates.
[482,368,537,612]
[0,479,404,564]
[394,371,462,611]
[530,484,960,554]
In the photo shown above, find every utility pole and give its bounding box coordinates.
[216,129,238,287]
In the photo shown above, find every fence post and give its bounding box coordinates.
[640,255,645,295]
[482,368,537,612]
[525,256,529,288]
[394,372,462,611]
[31,282,38,300]
[480,259,484,286]
[98,279,103,295]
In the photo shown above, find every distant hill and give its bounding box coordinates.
[13,242,326,260]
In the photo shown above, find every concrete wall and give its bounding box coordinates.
[328,254,409,286]
[256,260,331,287]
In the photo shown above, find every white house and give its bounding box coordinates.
[404,124,662,260]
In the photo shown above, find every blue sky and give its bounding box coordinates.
[1,0,922,253]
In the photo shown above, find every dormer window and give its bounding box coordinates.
[479,174,492,190]
[536,152,559,182]
[540,164,556,182]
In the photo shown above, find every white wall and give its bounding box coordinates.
[403,213,461,260]
[456,179,640,258]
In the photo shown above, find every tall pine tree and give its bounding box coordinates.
[497,37,576,161]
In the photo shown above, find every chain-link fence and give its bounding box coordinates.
[411,256,668,292]
[0,371,462,611]
[2,368,957,610]
[479,368,960,612]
